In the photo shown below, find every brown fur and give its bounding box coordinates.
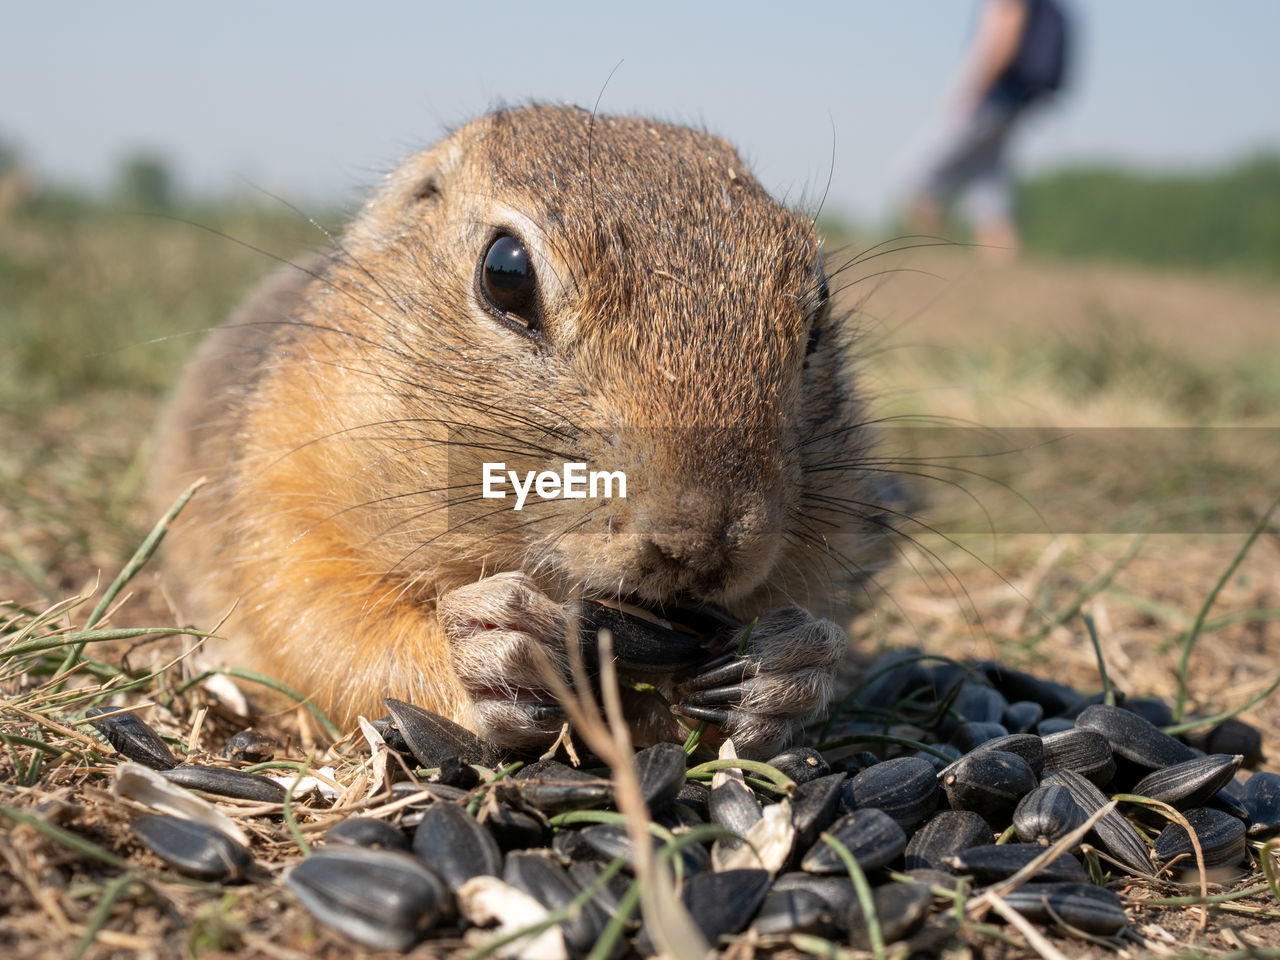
[151,105,887,741]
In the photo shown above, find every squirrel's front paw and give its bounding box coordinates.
[675,607,846,758]
[438,572,569,749]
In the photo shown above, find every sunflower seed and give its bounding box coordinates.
[1130,754,1243,810]
[949,722,1011,753]
[710,777,763,837]
[567,859,636,925]
[945,843,1087,883]
[974,662,1079,716]
[637,869,770,954]
[324,817,409,851]
[904,810,992,871]
[633,742,688,811]
[158,765,287,803]
[1035,718,1077,736]
[1042,769,1152,876]
[1002,701,1045,734]
[86,706,179,770]
[1000,882,1128,934]
[580,823,709,876]
[1193,718,1265,769]
[942,750,1038,828]
[751,887,837,936]
[131,813,251,882]
[383,697,490,769]
[1040,729,1116,787]
[412,801,502,891]
[505,851,608,955]
[843,756,938,832]
[1153,807,1248,870]
[801,808,907,875]
[846,881,933,950]
[511,759,614,813]
[580,601,709,675]
[221,728,277,763]
[767,747,831,785]
[771,872,857,919]
[1244,771,1280,838]
[1075,704,1195,770]
[287,846,447,951]
[1013,784,1086,845]
[790,773,847,854]
[951,682,1010,726]
[1125,698,1175,728]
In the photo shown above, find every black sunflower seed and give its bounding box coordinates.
[752,887,837,936]
[131,814,251,882]
[159,765,287,803]
[767,747,831,785]
[1040,729,1116,787]
[383,698,489,769]
[1000,882,1128,935]
[1130,754,1243,810]
[505,850,608,954]
[1042,769,1152,876]
[221,728,277,764]
[85,706,179,770]
[1153,807,1248,870]
[904,810,992,871]
[945,843,1088,884]
[790,773,847,854]
[842,756,938,832]
[801,808,907,875]
[286,845,446,951]
[949,722,1010,753]
[846,881,933,950]
[942,750,1038,829]
[511,759,614,813]
[1013,784,1086,845]
[324,817,409,852]
[1244,771,1280,838]
[710,777,763,837]
[974,662,1079,716]
[411,801,502,891]
[632,742,688,811]
[1075,704,1195,770]
[1003,700,1045,734]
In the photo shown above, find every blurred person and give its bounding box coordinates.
[905,0,1071,258]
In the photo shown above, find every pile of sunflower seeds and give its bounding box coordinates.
[85,653,1279,956]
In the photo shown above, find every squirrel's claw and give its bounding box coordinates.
[673,607,848,758]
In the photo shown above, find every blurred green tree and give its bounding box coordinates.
[114,152,176,209]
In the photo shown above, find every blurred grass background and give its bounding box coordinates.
[0,148,1277,703]
[2,148,1279,582]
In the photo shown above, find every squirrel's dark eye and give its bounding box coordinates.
[480,234,538,322]
[805,324,822,358]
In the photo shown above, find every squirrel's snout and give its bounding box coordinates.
[634,493,780,599]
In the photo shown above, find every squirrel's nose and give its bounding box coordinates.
[637,485,780,596]
[645,514,744,576]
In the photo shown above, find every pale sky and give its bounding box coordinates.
[5,1,1278,222]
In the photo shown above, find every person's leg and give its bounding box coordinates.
[963,107,1023,259]
[906,99,1021,250]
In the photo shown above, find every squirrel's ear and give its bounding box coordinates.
[411,175,441,204]
[348,139,461,249]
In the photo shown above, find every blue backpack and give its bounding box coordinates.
[1007,0,1070,99]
